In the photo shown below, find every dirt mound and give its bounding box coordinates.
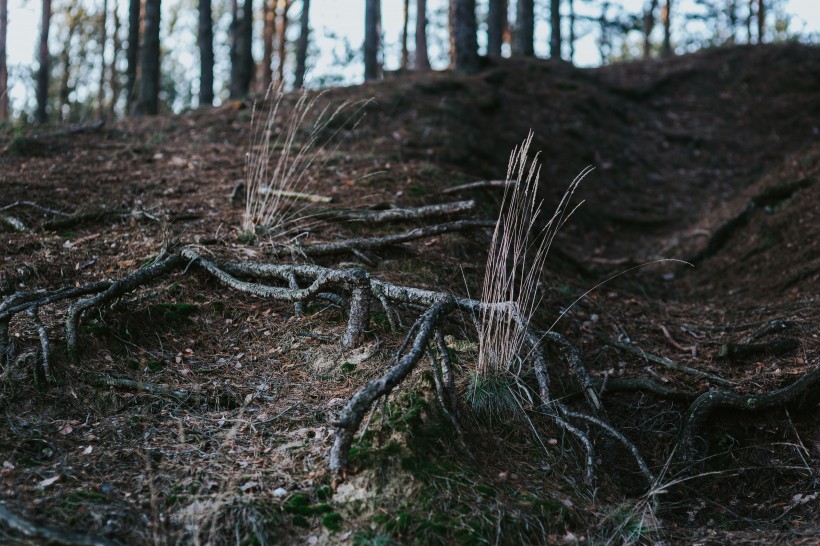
[1,44,819,545]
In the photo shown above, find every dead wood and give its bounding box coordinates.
[294,219,496,256]
[85,374,240,409]
[442,179,516,194]
[716,338,800,360]
[596,331,735,387]
[316,200,476,223]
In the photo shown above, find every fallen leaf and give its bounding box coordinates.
[58,424,73,435]
[239,481,258,492]
[82,446,93,455]
[3,461,14,470]
[39,475,60,488]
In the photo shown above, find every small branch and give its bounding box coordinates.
[0,201,70,216]
[257,188,332,203]
[296,219,495,256]
[590,377,698,403]
[674,365,820,464]
[84,374,239,409]
[442,179,516,194]
[27,306,53,383]
[545,331,605,417]
[319,200,476,223]
[596,331,735,387]
[716,339,799,360]
[0,502,118,546]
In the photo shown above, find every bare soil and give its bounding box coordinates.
[1,43,818,545]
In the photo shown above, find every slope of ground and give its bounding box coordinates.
[0,43,818,545]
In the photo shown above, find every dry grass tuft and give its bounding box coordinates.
[242,85,368,239]
[476,131,590,378]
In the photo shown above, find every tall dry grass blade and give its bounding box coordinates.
[242,84,370,239]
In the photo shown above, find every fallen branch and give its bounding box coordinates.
[84,374,239,409]
[0,502,117,546]
[318,200,476,223]
[257,188,332,203]
[596,331,735,387]
[674,365,820,464]
[294,219,496,256]
[442,179,516,194]
[716,338,800,360]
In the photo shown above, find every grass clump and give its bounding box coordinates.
[472,131,588,411]
[241,85,368,240]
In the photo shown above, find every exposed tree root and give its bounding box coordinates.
[84,374,240,409]
[674,365,820,464]
[2,243,756,489]
[0,502,117,546]
[315,200,476,223]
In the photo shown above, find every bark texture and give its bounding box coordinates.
[294,0,310,89]
[450,0,479,73]
[364,0,381,80]
[415,0,430,69]
[35,0,52,123]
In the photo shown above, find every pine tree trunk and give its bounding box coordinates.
[661,0,672,57]
[415,0,430,70]
[36,0,52,123]
[364,0,380,80]
[400,0,409,69]
[276,0,290,84]
[450,0,478,73]
[642,0,658,58]
[229,0,239,96]
[487,0,504,57]
[125,0,140,112]
[135,0,161,115]
[756,0,764,43]
[108,5,120,118]
[58,6,78,121]
[230,0,253,98]
[550,0,561,60]
[97,0,107,118]
[568,0,575,62]
[262,0,275,90]
[294,0,310,88]
[0,0,8,121]
[199,0,214,105]
[727,0,737,44]
[515,0,533,56]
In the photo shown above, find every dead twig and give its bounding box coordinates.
[442,179,516,194]
[0,502,118,546]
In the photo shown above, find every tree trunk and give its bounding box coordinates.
[261,0,275,90]
[125,0,140,112]
[400,0,409,69]
[727,0,737,44]
[97,0,107,118]
[756,0,764,44]
[199,0,214,105]
[550,0,561,60]
[450,0,478,73]
[364,0,380,80]
[231,0,253,98]
[487,0,504,57]
[35,0,51,123]
[568,0,575,63]
[0,0,8,121]
[135,0,161,115]
[276,0,290,84]
[229,0,239,95]
[294,0,310,88]
[415,0,429,70]
[661,0,672,57]
[108,4,120,118]
[515,0,533,56]
[58,6,78,121]
[642,0,658,58]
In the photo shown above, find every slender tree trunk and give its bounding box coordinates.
[550,0,561,60]
[487,0,504,57]
[97,0,107,118]
[125,0,140,112]
[746,0,753,43]
[415,0,429,69]
[230,0,253,98]
[108,5,120,118]
[515,0,533,56]
[568,0,575,63]
[756,0,764,44]
[36,0,52,123]
[643,0,658,58]
[364,0,380,80]
[400,0,409,69]
[0,0,8,121]
[450,0,478,73]
[199,0,214,105]
[262,0,275,89]
[135,0,160,115]
[661,0,672,57]
[727,0,737,44]
[294,0,310,88]
[276,0,290,84]
[58,6,78,121]
[229,0,238,95]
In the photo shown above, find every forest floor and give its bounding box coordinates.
[0,43,819,545]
